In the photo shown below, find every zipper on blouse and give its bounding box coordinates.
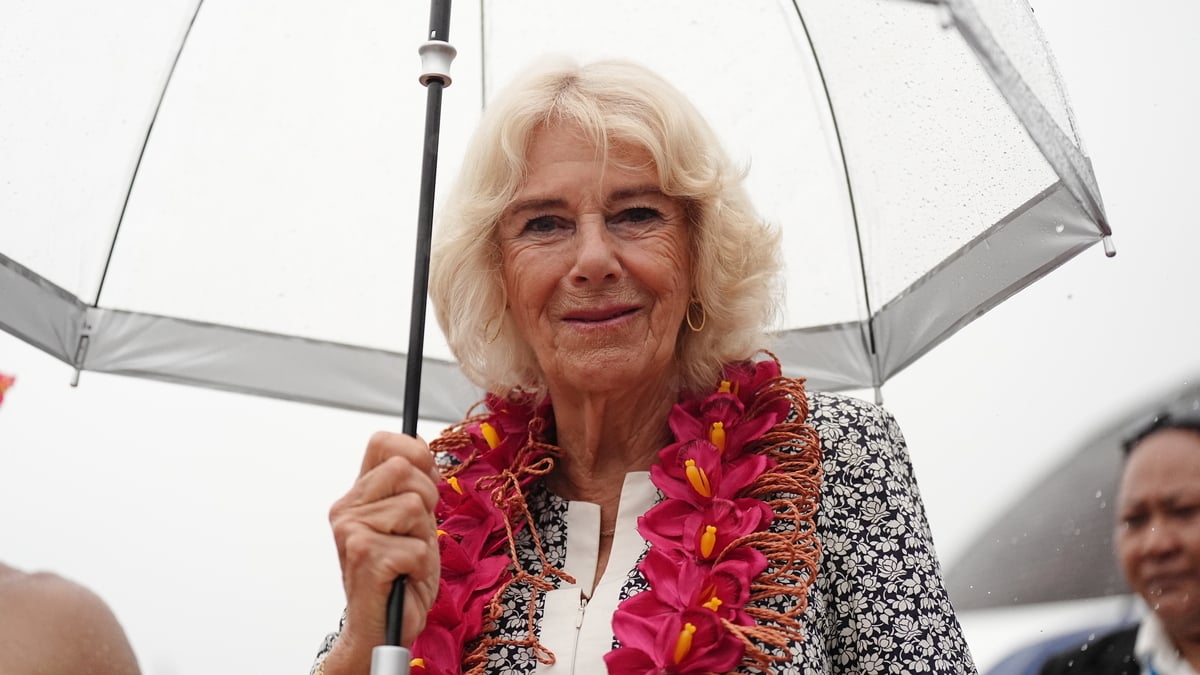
[575,592,589,629]
[567,591,590,672]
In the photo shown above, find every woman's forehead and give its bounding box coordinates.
[524,124,654,166]
[514,127,662,200]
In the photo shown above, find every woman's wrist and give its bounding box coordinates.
[318,634,372,675]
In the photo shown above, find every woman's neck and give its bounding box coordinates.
[545,378,676,505]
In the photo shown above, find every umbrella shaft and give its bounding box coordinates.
[402,79,446,438]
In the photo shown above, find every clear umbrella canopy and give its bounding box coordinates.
[0,0,1109,422]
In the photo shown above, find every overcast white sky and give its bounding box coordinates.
[2,1,1198,673]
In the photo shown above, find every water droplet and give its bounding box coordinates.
[1055,223,1065,233]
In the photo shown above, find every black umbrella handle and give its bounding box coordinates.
[376,1,454,674]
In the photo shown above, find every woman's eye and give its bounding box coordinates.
[523,216,562,234]
[613,207,662,225]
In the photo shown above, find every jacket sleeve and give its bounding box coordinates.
[807,391,977,674]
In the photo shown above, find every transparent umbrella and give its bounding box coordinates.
[0,0,1111,422]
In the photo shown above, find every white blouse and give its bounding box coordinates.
[537,472,655,674]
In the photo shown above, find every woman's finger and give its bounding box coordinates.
[337,526,440,647]
[340,454,440,513]
[358,431,437,479]
[332,491,438,540]
[338,526,437,589]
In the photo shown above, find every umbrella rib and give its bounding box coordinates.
[479,0,488,108]
[787,0,877,371]
[92,0,207,309]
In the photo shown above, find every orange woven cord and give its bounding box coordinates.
[436,408,571,672]
[720,616,803,672]
[729,373,824,670]
[430,407,489,477]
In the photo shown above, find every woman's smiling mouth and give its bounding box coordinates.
[563,306,641,325]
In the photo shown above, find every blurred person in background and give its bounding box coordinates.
[1040,413,1200,675]
[0,375,141,675]
[0,562,142,675]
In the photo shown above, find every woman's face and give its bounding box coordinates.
[1115,428,1200,631]
[497,124,691,396]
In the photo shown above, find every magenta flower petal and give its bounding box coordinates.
[724,359,781,403]
[603,647,659,675]
[720,410,783,458]
[672,611,747,673]
[637,609,746,673]
[612,591,675,652]
[716,453,773,497]
[697,392,744,424]
[652,440,725,505]
[410,623,464,675]
[639,499,696,549]
[667,403,707,443]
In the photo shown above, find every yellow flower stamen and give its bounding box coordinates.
[702,595,723,612]
[709,421,726,453]
[479,422,501,449]
[447,476,463,495]
[409,658,426,669]
[717,380,732,394]
[684,459,712,498]
[436,529,447,538]
[673,622,697,664]
[699,525,718,559]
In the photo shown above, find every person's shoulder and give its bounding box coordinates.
[4,566,100,605]
[802,389,902,446]
[1037,625,1140,675]
[0,564,141,675]
[796,389,923,497]
[0,565,101,613]
[804,389,894,423]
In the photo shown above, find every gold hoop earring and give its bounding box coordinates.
[484,316,503,344]
[686,301,706,333]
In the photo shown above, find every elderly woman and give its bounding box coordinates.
[313,59,975,674]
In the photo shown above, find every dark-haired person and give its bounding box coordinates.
[1040,413,1200,675]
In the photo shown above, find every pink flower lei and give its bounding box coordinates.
[410,358,822,675]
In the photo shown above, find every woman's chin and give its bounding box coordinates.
[545,349,672,396]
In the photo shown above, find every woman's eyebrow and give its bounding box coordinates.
[609,185,666,202]
[506,197,567,215]
[507,186,665,215]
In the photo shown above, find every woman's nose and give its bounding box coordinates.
[570,216,621,285]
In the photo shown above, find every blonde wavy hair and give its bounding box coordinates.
[430,58,782,400]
